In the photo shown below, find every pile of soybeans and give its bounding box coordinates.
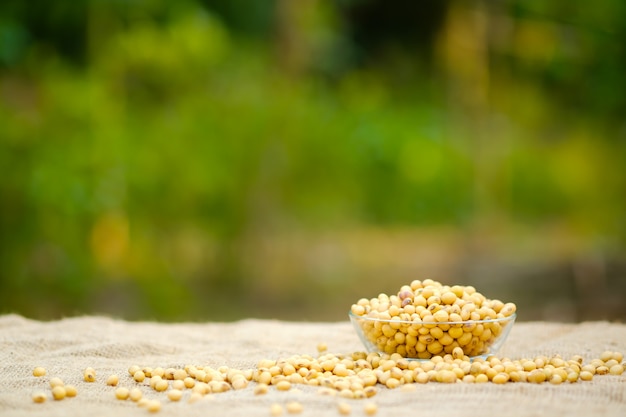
[29,348,626,415]
[28,279,624,415]
[349,279,517,359]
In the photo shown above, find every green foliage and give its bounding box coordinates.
[1,0,625,321]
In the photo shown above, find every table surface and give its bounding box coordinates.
[1,314,625,417]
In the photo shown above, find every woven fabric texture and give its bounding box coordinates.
[1,314,625,417]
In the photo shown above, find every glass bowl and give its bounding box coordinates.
[349,311,516,360]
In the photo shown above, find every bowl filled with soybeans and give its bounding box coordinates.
[349,279,517,360]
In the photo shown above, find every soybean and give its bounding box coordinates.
[270,403,284,416]
[276,380,291,391]
[133,370,146,383]
[286,401,303,414]
[107,375,119,386]
[364,402,378,415]
[84,367,96,382]
[115,387,130,400]
[147,400,161,413]
[33,367,46,377]
[154,379,169,392]
[51,386,66,401]
[254,383,269,395]
[49,377,64,388]
[32,392,47,403]
[129,388,142,402]
[172,380,185,390]
[65,385,77,397]
[167,389,183,402]
[338,402,351,415]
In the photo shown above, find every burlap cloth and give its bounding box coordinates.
[0,314,625,417]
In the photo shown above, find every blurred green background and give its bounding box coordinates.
[1,0,625,323]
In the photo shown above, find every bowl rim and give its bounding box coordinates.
[348,310,516,325]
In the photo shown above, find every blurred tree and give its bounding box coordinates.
[0,0,625,321]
